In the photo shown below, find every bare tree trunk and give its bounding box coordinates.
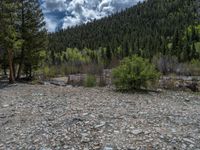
[13,61,16,79]
[8,49,15,83]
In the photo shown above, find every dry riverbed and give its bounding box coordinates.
[0,83,200,150]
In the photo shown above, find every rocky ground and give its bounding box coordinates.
[0,83,200,150]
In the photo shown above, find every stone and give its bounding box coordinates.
[171,128,176,133]
[81,134,90,143]
[0,144,4,148]
[183,138,195,144]
[114,130,120,134]
[131,129,143,135]
[2,104,9,108]
[103,145,113,150]
[40,148,52,150]
[185,98,190,102]
[82,113,89,116]
[157,89,163,92]
[95,122,106,129]
[63,145,69,149]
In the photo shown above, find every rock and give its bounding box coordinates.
[183,138,195,144]
[160,135,164,139]
[2,104,9,108]
[40,147,52,150]
[189,144,195,148]
[81,136,90,143]
[103,145,113,150]
[43,82,51,85]
[82,113,89,116]
[185,98,190,102]
[95,122,106,129]
[0,113,6,118]
[0,144,4,148]
[157,88,163,92]
[66,85,73,88]
[131,129,143,135]
[63,145,69,149]
[81,134,90,143]
[32,93,43,96]
[171,128,176,133]
[114,130,120,134]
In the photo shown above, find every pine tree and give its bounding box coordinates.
[17,0,47,79]
[0,0,22,83]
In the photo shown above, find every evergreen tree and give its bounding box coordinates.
[17,0,47,79]
[0,0,22,83]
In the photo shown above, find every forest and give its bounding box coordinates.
[0,0,200,83]
[47,0,200,77]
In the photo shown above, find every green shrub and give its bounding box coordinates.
[187,59,200,76]
[43,66,56,78]
[84,74,97,87]
[112,55,160,91]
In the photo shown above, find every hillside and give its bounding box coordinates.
[48,0,200,63]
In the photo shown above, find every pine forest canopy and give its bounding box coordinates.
[48,0,200,64]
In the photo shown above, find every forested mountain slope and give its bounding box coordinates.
[48,0,200,62]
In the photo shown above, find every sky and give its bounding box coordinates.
[40,0,144,32]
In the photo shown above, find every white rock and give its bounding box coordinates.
[171,128,176,133]
[103,146,113,150]
[95,122,106,128]
[81,134,90,143]
[131,129,143,135]
[183,138,195,144]
[2,104,9,108]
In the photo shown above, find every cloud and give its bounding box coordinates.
[45,0,67,11]
[44,16,58,32]
[41,0,144,32]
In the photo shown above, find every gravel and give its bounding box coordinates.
[0,83,200,149]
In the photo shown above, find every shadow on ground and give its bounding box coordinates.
[0,79,9,89]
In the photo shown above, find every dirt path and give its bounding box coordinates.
[0,83,200,150]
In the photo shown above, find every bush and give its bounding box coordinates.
[84,74,97,87]
[152,55,200,76]
[112,55,160,91]
[43,66,56,78]
[187,59,200,76]
[152,54,179,74]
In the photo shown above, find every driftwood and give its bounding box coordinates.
[160,76,200,92]
[185,82,199,92]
